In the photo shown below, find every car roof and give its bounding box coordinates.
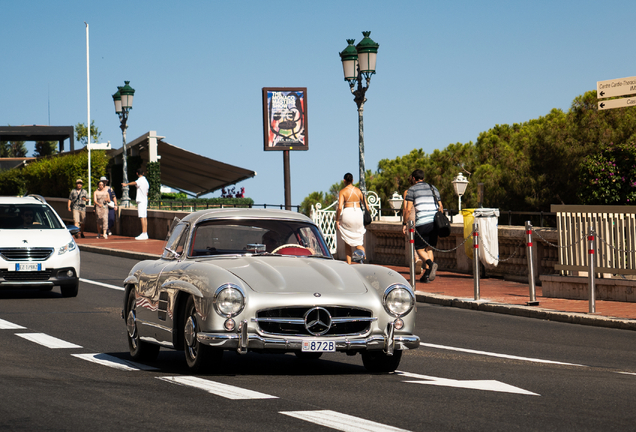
[0,196,47,205]
[181,208,315,225]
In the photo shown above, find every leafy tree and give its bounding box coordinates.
[75,121,102,146]
[34,141,58,157]
[303,90,636,212]
[578,141,636,205]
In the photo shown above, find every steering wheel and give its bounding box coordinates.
[272,244,313,256]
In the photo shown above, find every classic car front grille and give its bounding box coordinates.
[0,247,54,261]
[255,306,374,337]
[1,270,52,281]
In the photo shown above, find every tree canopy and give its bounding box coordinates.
[301,90,636,215]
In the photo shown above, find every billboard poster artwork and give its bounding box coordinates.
[262,87,308,151]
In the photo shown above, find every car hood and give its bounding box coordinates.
[0,229,72,249]
[208,256,368,295]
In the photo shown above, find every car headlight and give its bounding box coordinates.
[58,240,77,255]
[213,283,245,317]
[383,283,415,317]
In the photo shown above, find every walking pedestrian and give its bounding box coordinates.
[402,169,443,283]
[403,175,423,275]
[335,173,368,264]
[93,181,110,239]
[67,179,87,238]
[122,168,149,240]
[99,176,117,236]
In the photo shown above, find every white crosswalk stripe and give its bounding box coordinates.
[72,353,159,371]
[280,410,412,432]
[16,333,82,349]
[0,318,25,330]
[157,376,277,400]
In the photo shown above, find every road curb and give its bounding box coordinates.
[79,244,161,262]
[415,292,636,331]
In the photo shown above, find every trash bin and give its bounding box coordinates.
[474,208,499,269]
[462,209,475,260]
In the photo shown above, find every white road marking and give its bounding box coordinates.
[280,410,411,432]
[16,333,82,349]
[420,342,586,367]
[397,371,539,396]
[157,376,278,400]
[80,278,124,291]
[72,353,159,371]
[618,372,636,376]
[0,318,25,330]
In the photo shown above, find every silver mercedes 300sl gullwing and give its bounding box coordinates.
[122,208,419,372]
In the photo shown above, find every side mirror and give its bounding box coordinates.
[352,249,366,264]
[66,225,80,235]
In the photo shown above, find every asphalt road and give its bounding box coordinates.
[1,251,635,431]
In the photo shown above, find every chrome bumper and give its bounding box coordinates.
[197,323,420,355]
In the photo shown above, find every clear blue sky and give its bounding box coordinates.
[1,0,633,205]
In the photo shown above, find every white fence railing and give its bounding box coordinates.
[552,205,636,276]
[311,191,381,254]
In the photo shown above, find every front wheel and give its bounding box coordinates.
[60,281,79,297]
[126,289,160,361]
[183,296,222,373]
[361,350,403,373]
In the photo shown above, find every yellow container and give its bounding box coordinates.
[462,209,475,259]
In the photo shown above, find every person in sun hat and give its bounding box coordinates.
[67,178,88,238]
[100,176,118,236]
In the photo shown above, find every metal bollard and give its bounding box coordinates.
[588,228,596,314]
[525,221,538,305]
[409,221,416,289]
[473,222,480,300]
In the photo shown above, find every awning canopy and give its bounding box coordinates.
[156,140,256,196]
[108,132,256,197]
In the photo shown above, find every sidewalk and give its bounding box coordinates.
[75,233,636,331]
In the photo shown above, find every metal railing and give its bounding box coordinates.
[552,205,636,276]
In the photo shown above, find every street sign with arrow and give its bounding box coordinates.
[598,97,636,111]
[597,76,636,99]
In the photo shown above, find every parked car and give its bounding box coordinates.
[0,195,80,297]
[123,208,419,372]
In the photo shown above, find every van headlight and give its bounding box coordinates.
[383,284,415,317]
[58,240,77,255]
[213,283,245,317]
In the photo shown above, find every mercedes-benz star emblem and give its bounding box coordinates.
[304,307,332,336]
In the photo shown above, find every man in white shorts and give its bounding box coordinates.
[122,168,149,240]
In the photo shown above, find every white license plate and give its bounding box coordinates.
[15,263,43,271]
[302,340,336,352]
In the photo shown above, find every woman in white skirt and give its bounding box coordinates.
[335,173,369,264]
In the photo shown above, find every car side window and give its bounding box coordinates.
[162,223,189,259]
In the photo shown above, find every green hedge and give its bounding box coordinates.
[151,197,254,209]
[0,151,109,197]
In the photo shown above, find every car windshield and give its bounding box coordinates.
[189,218,331,258]
[0,204,64,230]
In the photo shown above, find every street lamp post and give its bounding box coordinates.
[339,31,379,193]
[112,81,135,208]
[388,191,404,218]
[451,172,469,212]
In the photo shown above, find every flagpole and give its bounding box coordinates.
[85,21,92,204]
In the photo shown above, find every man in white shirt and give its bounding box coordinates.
[122,168,149,240]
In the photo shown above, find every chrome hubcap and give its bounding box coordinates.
[184,315,197,355]
[127,309,138,349]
